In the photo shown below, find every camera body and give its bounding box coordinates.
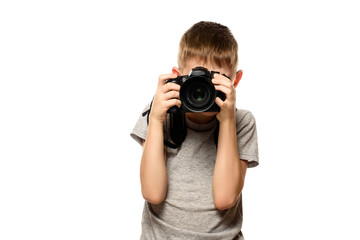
[166,66,228,113]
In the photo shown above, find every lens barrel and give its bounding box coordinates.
[180,76,216,112]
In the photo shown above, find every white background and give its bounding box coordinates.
[1,0,359,239]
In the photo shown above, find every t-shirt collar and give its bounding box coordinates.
[185,114,218,132]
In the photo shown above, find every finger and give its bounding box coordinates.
[212,74,233,88]
[163,90,180,100]
[158,74,178,86]
[166,99,182,109]
[214,84,233,98]
[162,82,181,93]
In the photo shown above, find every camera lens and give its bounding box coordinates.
[180,77,216,112]
[193,88,205,101]
[189,84,208,105]
[193,87,206,101]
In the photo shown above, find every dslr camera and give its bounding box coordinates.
[166,66,229,113]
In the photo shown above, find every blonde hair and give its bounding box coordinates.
[178,21,238,76]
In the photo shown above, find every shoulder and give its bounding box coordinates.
[130,103,153,145]
[235,109,256,128]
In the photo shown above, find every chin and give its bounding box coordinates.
[200,112,217,117]
[187,112,217,117]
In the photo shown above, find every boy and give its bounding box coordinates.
[131,21,259,240]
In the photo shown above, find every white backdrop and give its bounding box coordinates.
[1,0,360,239]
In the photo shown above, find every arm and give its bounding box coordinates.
[212,118,248,210]
[212,73,247,210]
[140,122,167,204]
[140,74,181,204]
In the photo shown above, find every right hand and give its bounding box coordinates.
[149,74,181,124]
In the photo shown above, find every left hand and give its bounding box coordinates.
[212,74,236,123]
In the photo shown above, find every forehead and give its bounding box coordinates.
[183,58,233,77]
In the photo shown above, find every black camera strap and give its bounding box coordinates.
[142,99,220,149]
[142,99,187,149]
[169,111,187,148]
[214,122,219,148]
[141,100,152,126]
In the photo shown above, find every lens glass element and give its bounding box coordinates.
[192,86,207,102]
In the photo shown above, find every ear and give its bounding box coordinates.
[233,70,243,88]
[172,67,181,76]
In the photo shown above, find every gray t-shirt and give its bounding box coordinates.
[130,104,259,240]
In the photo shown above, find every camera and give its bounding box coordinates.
[166,66,229,113]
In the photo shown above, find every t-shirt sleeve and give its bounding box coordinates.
[236,109,259,168]
[130,104,151,146]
